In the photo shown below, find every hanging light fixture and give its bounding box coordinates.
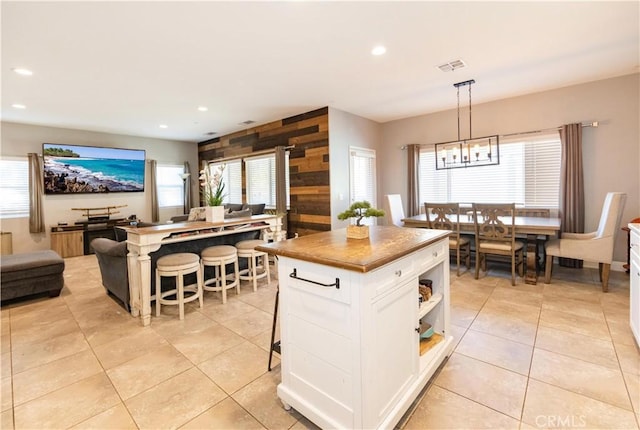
[435,79,499,170]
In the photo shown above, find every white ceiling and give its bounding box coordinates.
[2,1,639,143]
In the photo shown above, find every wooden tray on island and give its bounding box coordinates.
[420,332,443,356]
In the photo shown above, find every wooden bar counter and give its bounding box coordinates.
[256,224,448,272]
[257,225,453,429]
[122,214,281,326]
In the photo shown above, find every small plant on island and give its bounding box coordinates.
[337,201,385,226]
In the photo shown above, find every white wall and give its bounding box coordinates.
[328,107,382,229]
[0,122,198,253]
[379,73,640,263]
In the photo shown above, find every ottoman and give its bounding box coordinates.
[1,250,65,302]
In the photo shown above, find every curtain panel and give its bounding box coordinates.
[28,153,45,233]
[149,160,159,223]
[275,146,288,233]
[407,144,420,217]
[559,123,585,268]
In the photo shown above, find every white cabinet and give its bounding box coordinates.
[629,224,640,347]
[276,236,453,429]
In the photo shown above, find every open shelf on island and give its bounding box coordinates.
[418,292,443,319]
[419,332,443,356]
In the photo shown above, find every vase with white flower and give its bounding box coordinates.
[199,163,226,223]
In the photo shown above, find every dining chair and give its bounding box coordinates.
[545,192,626,292]
[472,203,525,286]
[424,202,471,276]
[385,194,405,227]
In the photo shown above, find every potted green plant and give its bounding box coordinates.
[337,201,385,239]
[199,164,226,222]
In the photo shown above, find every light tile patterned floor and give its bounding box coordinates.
[1,255,638,429]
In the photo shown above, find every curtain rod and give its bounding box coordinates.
[205,145,295,164]
[402,121,600,149]
[500,121,599,138]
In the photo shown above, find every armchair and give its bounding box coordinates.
[544,192,626,292]
[91,238,130,311]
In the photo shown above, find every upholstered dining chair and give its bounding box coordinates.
[545,192,627,292]
[385,194,405,227]
[472,203,525,286]
[425,202,471,276]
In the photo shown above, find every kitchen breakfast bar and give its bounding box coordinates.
[257,225,453,430]
[121,214,282,326]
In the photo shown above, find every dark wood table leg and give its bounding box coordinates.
[525,233,538,285]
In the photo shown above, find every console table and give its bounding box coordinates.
[51,218,128,257]
[121,214,282,326]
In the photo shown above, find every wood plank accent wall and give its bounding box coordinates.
[198,107,330,237]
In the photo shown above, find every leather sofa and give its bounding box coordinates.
[170,203,265,223]
[91,238,130,311]
[93,229,260,311]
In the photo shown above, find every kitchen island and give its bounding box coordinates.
[256,225,453,429]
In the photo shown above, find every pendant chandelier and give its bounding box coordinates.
[435,79,499,170]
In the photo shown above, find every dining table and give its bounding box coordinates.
[402,213,561,284]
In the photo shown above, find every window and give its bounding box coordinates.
[0,157,29,218]
[419,133,561,208]
[210,160,242,204]
[245,154,289,207]
[349,147,377,205]
[349,147,377,225]
[156,164,184,207]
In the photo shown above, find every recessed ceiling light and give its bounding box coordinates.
[12,68,33,76]
[197,106,208,112]
[159,124,168,129]
[371,45,386,56]
[12,104,26,109]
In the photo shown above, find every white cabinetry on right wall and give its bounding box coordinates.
[629,223,640,347]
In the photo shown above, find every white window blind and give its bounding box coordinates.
[419,133,560,208]
[211,160,242,204]
[349,147,377,225]
[156,164,184,208]
[0,157,29,218]
[349,147,376,204]
[245,153,289,207]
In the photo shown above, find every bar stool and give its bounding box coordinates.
[236,239,270,291]
[155,252,203,320]
[201,245,240,304]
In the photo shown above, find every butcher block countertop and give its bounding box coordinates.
[256,225,449,273]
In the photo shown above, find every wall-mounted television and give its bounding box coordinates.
[43,143,145,194]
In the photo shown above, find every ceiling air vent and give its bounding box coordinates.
[437,59,466,72]
[239,120,256,125]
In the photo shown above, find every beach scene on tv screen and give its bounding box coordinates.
[43,144,145,193]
